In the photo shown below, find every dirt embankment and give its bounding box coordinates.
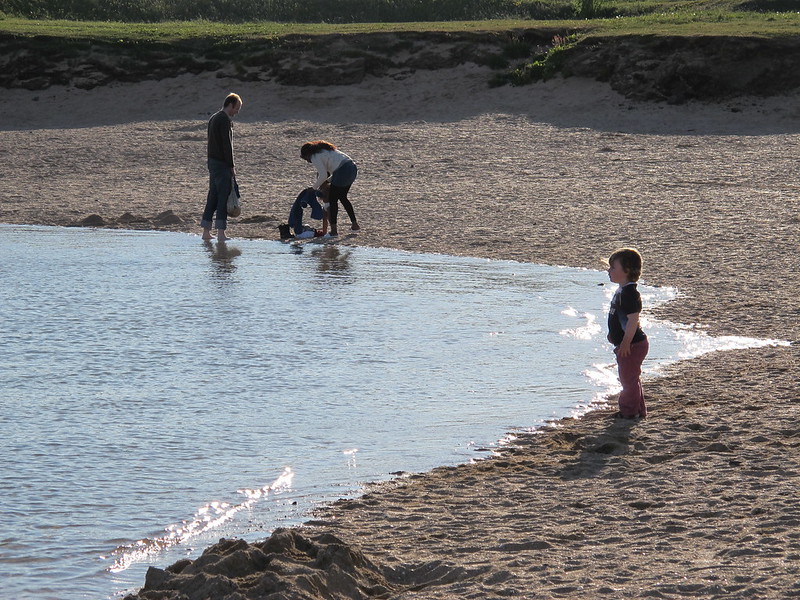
[563,34,800,103]
[3,29,800,102]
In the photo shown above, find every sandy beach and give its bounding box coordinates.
[2,66,799,598]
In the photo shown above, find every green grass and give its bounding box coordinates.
[0,10,798,44]
[589,10,800,37]
[0,17,570,42]
[1,0,799,47]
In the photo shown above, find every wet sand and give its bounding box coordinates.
[2,66,799,598]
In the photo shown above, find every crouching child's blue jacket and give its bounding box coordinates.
[288,187,324,235]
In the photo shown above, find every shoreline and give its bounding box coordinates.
[119,344,799,600]
[2,69,799,599]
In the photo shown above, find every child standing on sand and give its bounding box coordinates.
[606,247,649,419]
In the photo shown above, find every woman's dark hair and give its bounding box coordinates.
[300,140,337,161]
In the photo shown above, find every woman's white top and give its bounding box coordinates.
[310,149,352,189]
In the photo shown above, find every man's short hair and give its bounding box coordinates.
[223,93,242,108]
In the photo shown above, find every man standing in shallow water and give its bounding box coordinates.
[201,93,242,241]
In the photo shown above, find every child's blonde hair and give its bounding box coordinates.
[608,247,643,282]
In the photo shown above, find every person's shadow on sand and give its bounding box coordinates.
[555,407,641,480]
[203,240,242,279]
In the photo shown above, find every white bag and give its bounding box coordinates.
[227,178,241,217]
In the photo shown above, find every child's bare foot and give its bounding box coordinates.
[218,233,231,242]
[202,228,213,241]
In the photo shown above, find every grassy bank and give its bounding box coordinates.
[1,0,799,23]
[0,0,763,23]
[1,3,798,102]
[1,10,799,42]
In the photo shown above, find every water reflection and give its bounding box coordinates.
[311,246,352,277]
[203,240,242,280]
[287,241,355,281]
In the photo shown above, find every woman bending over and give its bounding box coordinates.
[300,140,359,236]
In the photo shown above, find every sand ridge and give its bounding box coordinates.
[1,67,799,599]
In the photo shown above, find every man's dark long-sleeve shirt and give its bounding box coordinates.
[207,110,234,167]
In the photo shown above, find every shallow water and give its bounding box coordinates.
[0,225,783,600]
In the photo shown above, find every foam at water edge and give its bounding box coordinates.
[574,321,790,421]
[106,468,294,573]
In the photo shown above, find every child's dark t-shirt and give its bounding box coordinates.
[608,282,647,346]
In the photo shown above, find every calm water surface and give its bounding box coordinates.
[0,225,781,600]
